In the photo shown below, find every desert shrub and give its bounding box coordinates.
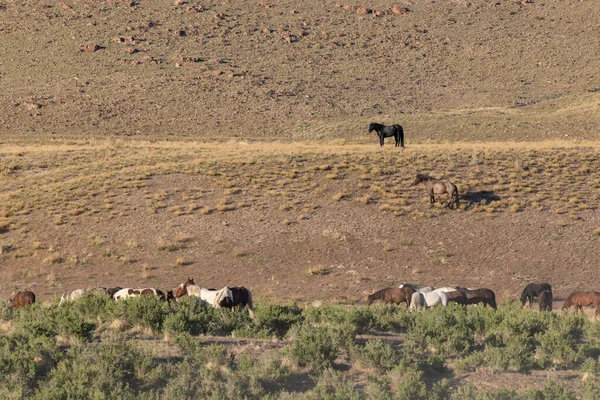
[305,369,360,400]
[210,306,252,335]
[0,300,15,321]
[0,333,61,396]
[166,296,215,335]
[456,334,537,372]
[33,340,158,399]
[168,334,288,398]
[395,370,427,400]
[13,303,58,339]
[405,304,478,356]
[69,293,117,321]
[288,324,343,372]
[247,301,303,339]
[51,305,96,342]
[352,339,399,372]
[110,295,169,333]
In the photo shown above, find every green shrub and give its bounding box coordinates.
[353,339,399,372]
[0,333,61,396]
[33,340,157,399]
[111,295,169,333]
[250,301,303,339]
[306,369,360,400]
[288,324,342,372]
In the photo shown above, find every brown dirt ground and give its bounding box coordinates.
[2,0,600,395]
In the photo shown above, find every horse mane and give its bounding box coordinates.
[416,173,435,181]
[370,288,390,298]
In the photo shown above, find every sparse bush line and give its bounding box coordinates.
[1,295,600,397]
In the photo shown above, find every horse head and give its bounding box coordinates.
[367,294,374,305]
[411,174,431,187]
[185,278,195,286]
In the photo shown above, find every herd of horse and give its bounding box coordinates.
[368,282,600,317]
[8,278,254,318]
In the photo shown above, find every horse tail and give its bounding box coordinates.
[490,291,497,309]
[400,126,404,148]
[60,293,65,305]
[454,185,460,207]
[246,289,254,319]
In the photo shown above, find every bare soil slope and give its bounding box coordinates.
[1,0,600,141]
[1,141,599,306]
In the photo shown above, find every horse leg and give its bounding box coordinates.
[429,190,435,205]
[395,134,399,147]
[379,134,384,147]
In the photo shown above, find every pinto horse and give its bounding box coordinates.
[411,174,460,209]
[562,291,600,316]
[175,283,233,308]
[367,287,415,306]
[538,290,553,312]
[520,283,552,307]
[113,288,168,301]
[368,123,404,147]
[228,286,255,318]
[10,291,36,308]
[455,287,497,309]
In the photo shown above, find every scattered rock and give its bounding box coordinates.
[375,10,386,16]
[174,30,186,37]
[173,0,186,5]
[391,6,410,15]
[80,43,102,53]
[356,7,372,15]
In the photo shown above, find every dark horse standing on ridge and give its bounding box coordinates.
[368,123,404,148]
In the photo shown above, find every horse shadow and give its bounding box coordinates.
[461,190,500,205]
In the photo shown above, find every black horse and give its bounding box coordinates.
[520,283,552,307]
[368,123,404,147]
[538,290,553,312]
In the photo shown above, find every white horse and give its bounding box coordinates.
[410,290,449,310]
[113,288,166,301]
[60,288,87,304]
[435,287,459,293]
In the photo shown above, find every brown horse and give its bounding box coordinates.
[455,287,497,309]
[367,287,415,306]
[538,290,552,312]
[562,291,600,316]
[10,291,36,308]
[446,290,467,305]
[411,174,460,209]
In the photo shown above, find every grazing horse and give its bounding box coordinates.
[228,286,255,318]
[539,290,553,312]
[562,291,600,316]
[409,290,448,310]
[398,283,434,293]
[455,287,497,309]
[367,287,415,306]
[113,288,167,301]
[436,287,467,305]
[60,288,87,304]
[520,283,552,307]
[368,123,404,147]
[9,291,36,308]
[411,174,460,209]
[175,283,233,308]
